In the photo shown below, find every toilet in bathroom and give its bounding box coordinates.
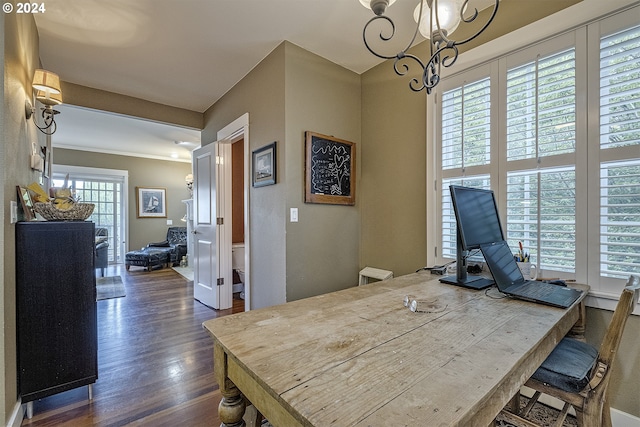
[232,243,245,298]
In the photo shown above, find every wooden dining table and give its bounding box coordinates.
[203,272,588,427]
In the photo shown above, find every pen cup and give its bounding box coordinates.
[517,262,538,280]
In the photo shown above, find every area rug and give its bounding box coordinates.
[96,276,126,301]
[494,396,577,426]
[259,397,577,426]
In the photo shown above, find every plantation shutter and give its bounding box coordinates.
[504,47,577,271]
[439,75,492,260]
[598,24,640,279]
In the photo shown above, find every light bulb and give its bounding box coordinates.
[413,0,464,39]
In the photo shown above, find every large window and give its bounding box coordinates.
[52,166,128,265]
[433,6,640,298]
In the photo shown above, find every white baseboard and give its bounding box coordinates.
[521,387,640,426]
[6,399,23,427]
[611,408,640,426]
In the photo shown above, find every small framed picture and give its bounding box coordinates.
[136,187,167,218]
[16,186,35,221]
[252,142,277,187]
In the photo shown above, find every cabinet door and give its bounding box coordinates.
[16,221,97,402]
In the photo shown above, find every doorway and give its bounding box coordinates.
[230,139,246,298]
[192,114,250,310]
[217,113,251,311]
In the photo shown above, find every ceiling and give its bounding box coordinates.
[32,0,574,162]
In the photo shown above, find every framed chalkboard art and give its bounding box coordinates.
[305,131,356,205]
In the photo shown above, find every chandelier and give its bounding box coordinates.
[361,0,499,94]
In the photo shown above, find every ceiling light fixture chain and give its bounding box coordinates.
[361,0,499,94]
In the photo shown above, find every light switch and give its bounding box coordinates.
[10,201,18,224]
[167,219,173,225]
[290,208,298,222]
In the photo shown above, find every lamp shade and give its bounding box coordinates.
[32,69,61,94]
[35,89,63,106]
[414,0,464,39]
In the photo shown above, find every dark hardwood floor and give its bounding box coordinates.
[21,265,245,427]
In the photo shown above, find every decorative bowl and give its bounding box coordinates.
[33,202,95,221]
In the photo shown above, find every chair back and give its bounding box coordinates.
[166,227,187,245]
[589,275,640,391]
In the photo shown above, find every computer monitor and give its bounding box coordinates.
[440,185,505,286]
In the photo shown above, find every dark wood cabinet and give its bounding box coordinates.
[16,221,97,413]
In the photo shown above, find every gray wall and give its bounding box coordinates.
[53,148,192,252]
[203,43,287,309]
[360,51,427,276]
[284,42,361,300]
[202,42,362,307]
[2,12,44,424]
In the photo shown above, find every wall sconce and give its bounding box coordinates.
[361,0,499,94]
[25,69,63,135]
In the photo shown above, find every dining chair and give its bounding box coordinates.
[499,274,640,427]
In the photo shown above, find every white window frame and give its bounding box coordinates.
[52,165,129,265]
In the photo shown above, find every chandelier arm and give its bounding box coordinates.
[407,0,425,54]
[428,0,499,49]
[363,2,425,62]
[460,0,479,23]
[393,53,428,92]
[439,44,460,68]
[449,0,499,46]
[363,15,402,60]
[423,50,443,93]
[431,0,450,46]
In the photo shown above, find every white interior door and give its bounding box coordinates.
[193,143,220,308]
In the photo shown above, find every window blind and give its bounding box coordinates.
[600,24,640,151]
[441,78,491,170]
[506,167,576,272]
[506,49,576,161]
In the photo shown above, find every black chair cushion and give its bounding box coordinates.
[531,337,598,393]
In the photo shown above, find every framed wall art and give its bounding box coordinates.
[136,187,167,218]
[305,131,355,205]
[252,142,277,187]
[16,186,35,221]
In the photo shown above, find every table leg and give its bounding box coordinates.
[215,341,246,427]
[219,390,246,427]
[567,300,587,341]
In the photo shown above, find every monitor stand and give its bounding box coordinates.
[440,274,493,290]
[439,234,494,290]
